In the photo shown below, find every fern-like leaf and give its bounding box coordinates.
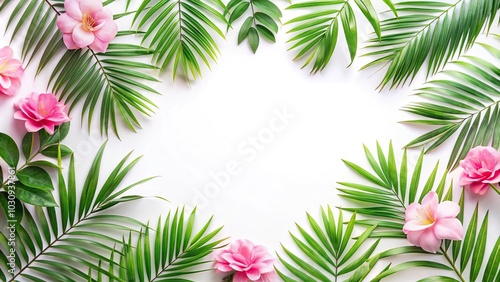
[0,143,155,281]
[338,141,499,281]
[362,0,500,89]
[403,40,500,170]
[134,0,227,81]
[113,207,226,281]
[285,0,395,73]
[276,206,381,281]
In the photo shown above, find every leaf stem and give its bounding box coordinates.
[440,246,466,282]
[44,0,61,16]
[489,183,500,196]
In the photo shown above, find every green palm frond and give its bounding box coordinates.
[226,0,282,53]
[338,141,500,281]
[134,0,227,81]
[112,207,226,281]
[285,0,395,73]
[276,206,381,281]
[362,0,500,89]
[48,44,160,137]
[403,40,500,170]
[1,0,63,68]
[0,143,155,281]
[1,1,159,137]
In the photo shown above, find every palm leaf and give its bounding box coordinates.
[362,0,500,89]
[48,44,160,137]
[110,207,226,281]
[134,0,227,81]
[285,0,395,73]
[276,206,382,281]
[1,1,159,137]
[403,40,500,170]
[227,0,282,53]
[338,141,499,281]
[0,143,155,281]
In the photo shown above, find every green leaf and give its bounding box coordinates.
[0,133,20,168]
[15,182,57,207]
[41,145,73,158]
[238,16,254,44]
[248,27,260,53]
[17,166,54,191]
[21,132,35,159]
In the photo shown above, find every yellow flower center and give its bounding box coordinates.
[82,13,97,31]
[416,207,435,225]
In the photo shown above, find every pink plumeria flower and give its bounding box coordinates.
[56,0,118,53]
[14,92,70,134]
[0,46,24,96]
[459,146,500,195]
[403,191,463,253]
[214,239,276,282]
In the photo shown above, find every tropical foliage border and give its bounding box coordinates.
[0,0,499,281]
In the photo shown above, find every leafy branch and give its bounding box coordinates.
[226,0,282,53]
[285,0,396,73]
[134,0,227,81]
[362,0,500,89]
[276,206,381,281]
[337,142,500,281]
[0,142,156,281]
[403,39,500,170]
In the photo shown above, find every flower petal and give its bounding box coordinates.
[403,219,433,232]
[405,202,421,221]
[0,76,11,89]
[57,13,80,34]
[246,267,262,281]
[418,229,441,253]
[0,46,14,59]
[89,37,109,53]
[63,34,80,50]
[233,272,249,282]
[93,20,117,42]
[469,182,489,195]
[80,0,103,14]
[64,0,83,20]
[434,218,464,240]
[436,201,460,219]
[72,24,95,48]
[421,191,438,216]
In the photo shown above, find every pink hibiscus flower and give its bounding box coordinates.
[14,93,70,134]
[56,0,118,53]
[0,46,24,96]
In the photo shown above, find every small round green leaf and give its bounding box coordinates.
[17,166,54,191]
[21,132,34,159]
[15,182,58,207]
[41,144,73,158]
[0,133,19,168]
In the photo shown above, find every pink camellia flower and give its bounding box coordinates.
[14,93,70,134]
[459,146,500,195]
[0,46,24,96]
[403,191,463,253]
[56,0,118,53]
[214,239,276,282]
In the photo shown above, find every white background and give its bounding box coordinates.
[1,0,499,281]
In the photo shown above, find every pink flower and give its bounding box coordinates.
[403,191,463,253]
[459,146,500,195]
[14,93,70,134]
[56,0,118,53]
[0,46,24,96]
[214,239,276,282]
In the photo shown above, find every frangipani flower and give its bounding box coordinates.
[403,191,463,253]
[0,46,24,96]
[459,146,500,195]
[214,239,276,282]
[56,0,118,53]
[14,93,70,134]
